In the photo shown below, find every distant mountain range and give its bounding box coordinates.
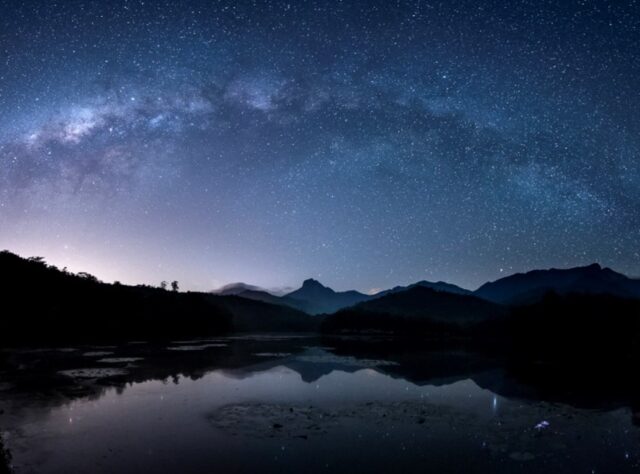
[213,263,640,315]
[3,247,640,345]
[212,278,476,316]
[212,278,371,315]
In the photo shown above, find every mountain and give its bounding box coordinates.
[213,283,307,312]
[283,279,372,315]
[232,289,286,305]
[214,294,322,333]
[347,286,503,323]
[475,263,640,305]
[322,286,505,334]
[233,288,307,310]
[374,280,472,298]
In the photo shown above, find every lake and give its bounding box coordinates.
[1,335,639,473]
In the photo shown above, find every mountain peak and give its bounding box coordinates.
[583,263,602,271]
[301,278,327,289]
[284,279,370,315]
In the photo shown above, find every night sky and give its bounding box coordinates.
[1,0,639,292]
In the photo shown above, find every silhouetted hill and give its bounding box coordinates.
[374,280,472,298]
[475,263,640,304]
[212,283,314,314]
[232,289,286,305]
[213,286,313,315]
[283,279,372,315]
[213,294,322,333]
[229,288,302,309]
[322,286,505,334]
[0,251,315,345]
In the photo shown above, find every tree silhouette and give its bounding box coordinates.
[171,280,179,292]
[77,272,98,282]
[160,281,168,290]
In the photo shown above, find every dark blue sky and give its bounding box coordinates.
[1,0,639,292]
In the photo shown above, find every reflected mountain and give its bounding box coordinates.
[4,335,640,473]
[2,336,640,418]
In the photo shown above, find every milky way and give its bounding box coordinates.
[1,0,639,291]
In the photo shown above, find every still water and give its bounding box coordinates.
[0,335,639,473]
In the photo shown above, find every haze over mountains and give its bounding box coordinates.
[213,283,292,297]
[214,283,267,296]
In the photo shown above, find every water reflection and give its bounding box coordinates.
[1,336,640,473]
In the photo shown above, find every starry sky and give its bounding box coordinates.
[1,0,639,292]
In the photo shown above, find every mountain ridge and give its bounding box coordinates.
[322,285,505,334]
[474,263,640,304]
[375,280,472,298]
